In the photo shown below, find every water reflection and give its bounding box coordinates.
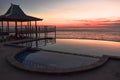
[42,39,120,57]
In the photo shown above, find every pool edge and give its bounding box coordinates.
[6,48,109,74]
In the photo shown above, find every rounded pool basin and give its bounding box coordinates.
[7,39,120,73]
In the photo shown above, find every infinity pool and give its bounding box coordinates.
[41,39,120,57]
[16,50,99,69]
[12,39,120,73]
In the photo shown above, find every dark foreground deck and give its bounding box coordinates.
[0,32,9,35]
[0,43,120,80]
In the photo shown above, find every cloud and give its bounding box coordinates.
[68,18,120,27]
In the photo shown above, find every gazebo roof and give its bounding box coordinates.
[0,4,43,21]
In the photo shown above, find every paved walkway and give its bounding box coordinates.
[0,43,120,80]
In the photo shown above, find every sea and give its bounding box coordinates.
[53,27,120,42]
[1,26,120,42]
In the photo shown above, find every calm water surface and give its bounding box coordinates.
[54,28,120,41]
[16,39,120,68]
[16,50,98,68]
[42,39,120,57]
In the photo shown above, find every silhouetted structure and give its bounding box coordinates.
[0,4,56,47]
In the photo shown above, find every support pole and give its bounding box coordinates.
[25,25,27,37]
[1,21,3,33]
[30,21,32,47]
[0,22,1,32]
[7,21,9,33]
[21,21,22,34]
[39,27,40,38]
[27,21,29,37]
[7,21,9,40]
[15,21,18,37]
[35,21,38,48]
[30,21,32,38]
[1,21,3,41]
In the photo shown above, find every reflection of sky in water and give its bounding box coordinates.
[16,39,120,68]
[42,39,120,57]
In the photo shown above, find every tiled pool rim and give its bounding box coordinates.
[6,48,109,74]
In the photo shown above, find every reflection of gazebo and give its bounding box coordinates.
[0,4,56,47]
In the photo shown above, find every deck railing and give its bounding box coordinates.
[0,26,56,43]
[0,26,56,33]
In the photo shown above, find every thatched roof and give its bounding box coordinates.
[0,4,43,21]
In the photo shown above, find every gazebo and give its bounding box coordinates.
[0,4,56,47]
[0,3,42,36]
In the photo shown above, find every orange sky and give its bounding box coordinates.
[1,0,120,28]
[30,0,120,27]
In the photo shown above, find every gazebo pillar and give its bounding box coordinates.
[1,21,3,33]
[15,21,18,37]
[30,21,32,38]
[7,21,9,33]
[21,21,22,34]
[1,21,3,40]
[29,21,32,46]
[27,21,30,37]
[35,21,38,47]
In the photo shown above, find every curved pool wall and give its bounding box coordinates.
[15,50,100,68]
[7,49,108,73]
[6,39,120,73]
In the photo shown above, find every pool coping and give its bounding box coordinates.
[6,48,109,74]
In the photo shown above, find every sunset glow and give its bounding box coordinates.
[0,0,120,27]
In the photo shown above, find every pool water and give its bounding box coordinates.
[14,39,120,73]
[16,50,99,68]
[41,39,120,57]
